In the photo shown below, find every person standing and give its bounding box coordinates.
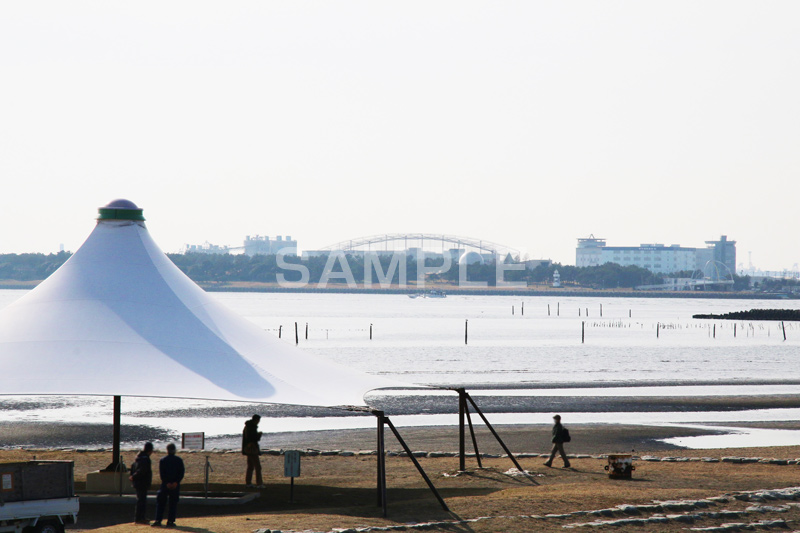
[242,414,264,488]
[130,442,154,524]
[152,443,185,528]
[543,414,571,468]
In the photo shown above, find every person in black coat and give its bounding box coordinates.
[152,443,185,528]
[543,414,571,468]
[242,414,264,487]
[129,442,154,524]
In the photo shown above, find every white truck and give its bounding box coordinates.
[0,461,79,533]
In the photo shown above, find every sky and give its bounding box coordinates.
[1,1,798,271]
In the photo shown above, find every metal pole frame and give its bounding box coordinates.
[381,415,450,512]
[457,388,483,470]
[464,392,525,473]
[465,403,482,469]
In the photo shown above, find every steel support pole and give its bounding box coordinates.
[465,403,482,469]
[458,388,466,471]
[375,411,387,516]
[384,417,449,512]
[105,395,122,471]
[465,393,525,473]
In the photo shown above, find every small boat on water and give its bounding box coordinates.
[408,290,447,299]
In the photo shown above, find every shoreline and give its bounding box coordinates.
[1,282,792,299]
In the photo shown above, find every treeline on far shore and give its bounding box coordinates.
[0,251,71,281]
[0,251,767,292]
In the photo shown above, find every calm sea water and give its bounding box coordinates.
[2,289,800,449]
[208,292,800,386]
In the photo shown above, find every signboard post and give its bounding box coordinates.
[182,432,212,497]
[284,450,301,503]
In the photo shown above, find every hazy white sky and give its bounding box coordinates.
[1,1,798,270]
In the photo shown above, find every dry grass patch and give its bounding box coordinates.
[4,449,800,533]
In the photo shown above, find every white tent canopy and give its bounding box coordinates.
[0,200,408,407]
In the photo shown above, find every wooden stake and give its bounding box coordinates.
[305,322,308,340]
[465,319,468,345]
[782,321,787,341]
[295,322,299,345]
[278,325,282,339]
[582,321,585,343]
[370,323,373,340]
[548,304,550,316]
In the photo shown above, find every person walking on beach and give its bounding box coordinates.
[130,442,154,524]
[152,443,184,528]
[242,414,264,488]
[543,414,571,468]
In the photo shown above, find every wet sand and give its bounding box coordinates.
[4,391,800,452]
[1,420,721,454]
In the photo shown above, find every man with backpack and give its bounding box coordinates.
[129,442,154,524]
[543,414,571,468]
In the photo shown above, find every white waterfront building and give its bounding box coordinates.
[576,235,736,275]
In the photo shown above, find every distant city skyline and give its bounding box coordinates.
[3,224,800,275]
[1,2,798,271]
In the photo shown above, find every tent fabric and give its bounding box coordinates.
[0,214,409,407]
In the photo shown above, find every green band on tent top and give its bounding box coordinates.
[97,207,146,221]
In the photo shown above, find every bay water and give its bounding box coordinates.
[2,289,799,449]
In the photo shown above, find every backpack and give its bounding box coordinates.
[129,457,140,484]
[562,428,571,443]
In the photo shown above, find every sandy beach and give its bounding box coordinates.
[5,421,800,533]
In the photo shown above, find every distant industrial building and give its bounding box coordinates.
[576,235,736,275]
[242,235,297,256]
[183,242,232,255]
[183,234,298,256]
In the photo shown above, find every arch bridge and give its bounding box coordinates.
[321,233,519,259]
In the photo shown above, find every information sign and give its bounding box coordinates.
[181,432,205,450]
[284,450,301,477]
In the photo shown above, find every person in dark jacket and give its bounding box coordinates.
[242,414,264,487]
[130,442,154,524]
[152,443,185,528]
[543,414,571,468]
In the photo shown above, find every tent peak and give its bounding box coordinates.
[97,199,145,221]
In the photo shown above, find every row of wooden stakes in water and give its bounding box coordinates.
[268,311,793,344]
